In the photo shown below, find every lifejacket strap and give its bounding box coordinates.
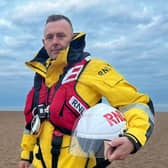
[33,73,42,107]
[51,131,64,168]
[36,138,47,168]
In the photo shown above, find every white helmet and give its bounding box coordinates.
[70,103,127,158]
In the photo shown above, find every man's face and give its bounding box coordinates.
[43,20,73,59]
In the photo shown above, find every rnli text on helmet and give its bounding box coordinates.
[103,110,126,126]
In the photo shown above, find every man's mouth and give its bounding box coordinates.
[52,50,59,52]
[51,47,63,52]
[51,49,61,53]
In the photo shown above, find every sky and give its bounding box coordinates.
[0,0,167,111]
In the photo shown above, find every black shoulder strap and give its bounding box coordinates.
[32,73,42,108]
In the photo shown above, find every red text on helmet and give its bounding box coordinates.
[103,110,125,126]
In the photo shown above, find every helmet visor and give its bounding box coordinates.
[70,131,106,158]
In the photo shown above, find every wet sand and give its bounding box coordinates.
[0,111,167,168]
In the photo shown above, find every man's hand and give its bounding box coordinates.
[19,160,31,168]
[105,137,134,162]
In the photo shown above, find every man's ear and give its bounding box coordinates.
[42,39,45,46]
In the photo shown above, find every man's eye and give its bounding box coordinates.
[46,35,53,40]
[57,33,65,38]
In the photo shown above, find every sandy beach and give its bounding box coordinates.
[0,111,167,168]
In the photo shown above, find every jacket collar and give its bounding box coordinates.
[29,32,88,64]
[25,32,90,75]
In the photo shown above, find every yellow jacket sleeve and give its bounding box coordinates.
[80,58,155,152]
[20,129,36,162]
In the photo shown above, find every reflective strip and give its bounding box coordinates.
[85,56,91,61]
[120,103,154,124]
[24,128,31,134]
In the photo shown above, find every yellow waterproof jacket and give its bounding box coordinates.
[20,32,155,168]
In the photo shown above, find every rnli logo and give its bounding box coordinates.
[69,96,86,114]
[103,110,125,126]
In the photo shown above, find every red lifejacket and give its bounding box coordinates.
[24,57,91,134]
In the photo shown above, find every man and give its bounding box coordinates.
[19,14,155,168]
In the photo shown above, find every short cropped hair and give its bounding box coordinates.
[46,14,73,32]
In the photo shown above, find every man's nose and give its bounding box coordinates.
[52,36,59,44]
